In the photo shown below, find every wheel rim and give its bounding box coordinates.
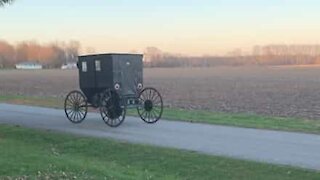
[100,90,126,127]
[137,87,163,123]
[64,91,88,123]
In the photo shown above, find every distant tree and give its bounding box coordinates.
[65,40,81,63]
[0,40,15,67]
[0,0,13,6]
[144,47,162,62]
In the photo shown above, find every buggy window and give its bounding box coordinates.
[95,60,101,71]
[82,62,87,72]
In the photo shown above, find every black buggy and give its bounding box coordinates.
[64,53,163,127]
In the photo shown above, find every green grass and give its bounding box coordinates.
[0,125,319,179]
[1,95,320,134]
[154,108,320,134]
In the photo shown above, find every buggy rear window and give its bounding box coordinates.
[95,60,101,71]
[82,62,87,72]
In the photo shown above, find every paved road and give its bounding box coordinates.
[0,103,320,170]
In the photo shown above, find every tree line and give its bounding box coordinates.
[0,40,80,68]
[144,45,320,68]
[1,42,320,69]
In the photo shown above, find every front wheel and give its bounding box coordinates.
[99,89,126,127]
[137,87,163,124]
[64,90,88,123]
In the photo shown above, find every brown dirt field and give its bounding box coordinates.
[1,66,320,120]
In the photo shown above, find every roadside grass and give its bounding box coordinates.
[0,124,319,179]
[1,95,320,134]
[159,108,320,134]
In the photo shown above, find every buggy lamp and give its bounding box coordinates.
[137,83,143,90]
[114,83,121,90]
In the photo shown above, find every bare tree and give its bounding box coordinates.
[0,0,13,6]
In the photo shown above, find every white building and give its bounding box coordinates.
[61,63,77,70]
[15,62,43,70]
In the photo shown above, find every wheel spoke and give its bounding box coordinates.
[101,108,107,118]
[66,99,74,105]
[148,89,151,100]
[73,93,78,102]
[141,92,147,100]
[148,112,153,122]
[153,107,161,114]
[116,119,120,126]
[67,99,75,106]
[147,90,152,100]
[149,111,156,121]
[79,110,85,116]
[102,111,107,120]
[137,106,143,110]
[138,97,145,104]
[75,112,80,120]
[140,110,147,118]
[76,112,80,119]
[153,104,162,109]
[70,111,76,118]
[70,111,76,120]
[66,109,73,115]
[74,112,79,121]
[66,104,73,109]
[147,112,151,121]
[151,92,158,101]
[151,110,158,119]
[76,93,81,102]
[70,94,77,103]
[108,118,112,125]
[65,106,74,110]
[153,97,161,104]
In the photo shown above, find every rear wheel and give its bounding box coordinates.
[64,90,88,123]
[137,87,163,124]
[99,89,126,127]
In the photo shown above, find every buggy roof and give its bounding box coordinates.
[79,53,143,58]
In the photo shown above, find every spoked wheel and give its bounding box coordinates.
[100,89,126,127]
[137,87,163,124]
[64,90,88,123]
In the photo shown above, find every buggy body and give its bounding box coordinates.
[64,53,163,127]
[78,53,143,107]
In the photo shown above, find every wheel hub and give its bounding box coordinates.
[104,96,123,119]
[144,100,153,112]
[107,106,120,119]
[74,102,80,111]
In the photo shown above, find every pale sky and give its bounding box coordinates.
[1,0,320,55]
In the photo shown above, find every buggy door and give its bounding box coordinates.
[79,58,96,90]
